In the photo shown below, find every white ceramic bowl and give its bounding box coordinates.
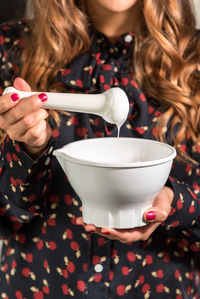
[53,138,176,228]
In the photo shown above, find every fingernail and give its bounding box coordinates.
[88,229,95,233]
[146,211,156,221]
[102,232,110,235]
[11,93,20,102]
[39,93,47,102]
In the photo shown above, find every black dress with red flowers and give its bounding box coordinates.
[0,20,200,299]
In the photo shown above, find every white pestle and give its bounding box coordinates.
[3,87,129,127]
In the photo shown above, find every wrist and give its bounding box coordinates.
[21,142,49,159]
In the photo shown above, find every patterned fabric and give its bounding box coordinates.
[0,19,200,299]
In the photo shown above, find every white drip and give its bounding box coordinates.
[117,125,121,138]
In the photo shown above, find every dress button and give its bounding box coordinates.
[94,264,103,273]
[124,34,133,43]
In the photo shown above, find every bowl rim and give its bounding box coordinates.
[53,137,176,168]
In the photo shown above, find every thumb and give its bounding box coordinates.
[143,187,174,223]
[13,77,32,91]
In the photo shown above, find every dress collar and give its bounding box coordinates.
[89,25,135,60]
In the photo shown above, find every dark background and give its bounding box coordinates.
[0,0,26,23]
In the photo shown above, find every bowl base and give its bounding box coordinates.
[82,198,154,229]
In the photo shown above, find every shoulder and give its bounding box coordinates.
[0,20,30,92]
[0,19,30,51]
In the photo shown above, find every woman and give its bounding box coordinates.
[0,0,199,298]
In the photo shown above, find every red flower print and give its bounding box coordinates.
[76,127,88,137]
[67,261,75,273]
[83,263,88,272]
[15,290,23,299]
[142,283,150,293]
[103,84,110,90]
[42,286,50,295]
[99,74,105,83]
[148,106,154,114]
[77,280,86,292]
[62,269,69,278]
[136,127,145,135]
[116,285,126,296]
[22,267,31,277]
[126,251,136,262]
[62,284,69,295]
[94,273,102,282]
[121,77,129,86]
[71,115,79,125]
[139,93,146,102]
[157,269,164,278]
[92,255,100,265]
[26,253,33,263]
[65,194,73,205]
[33,291,44,299]
[138,275,145,285]
[97,237,105,246]
[36,239,44,250]
[0,35,4,45]
[48,241,57,250]
[0,207,6,216]
[177,198,183,210]
[76,79,83,88]
[70,241,79,251]
[130,80,138,88]
[102,64,112,71]
[61,68,71,76]
[156,284,164,293]
[6,153,12,163]
[122,266,131,275]
[109,270,114,281]
[51,128,60,138]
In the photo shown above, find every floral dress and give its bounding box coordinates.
[0,19,200,299]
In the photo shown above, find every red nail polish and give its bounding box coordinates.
[103,232,110,235]
[39,93,47,102]
[11,93,20,102]
[88,230,95,233]
[146,211,156,221]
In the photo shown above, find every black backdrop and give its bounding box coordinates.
[0,0,26,23]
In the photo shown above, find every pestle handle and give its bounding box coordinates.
[3,87,129,125]
[3,87,105,113]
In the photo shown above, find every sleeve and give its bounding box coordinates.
[0,19,30,92]
[161,146,200,252]
[0,136,55,239]
[0,20,56,238]
[0,24,14,94]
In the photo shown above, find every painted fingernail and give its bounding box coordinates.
[11,93,20,102]
[146,211,156,221]
[102,232,110,235]
[88,229,95,233]
[39,93,47,102]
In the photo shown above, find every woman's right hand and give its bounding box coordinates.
[0,77,51,158]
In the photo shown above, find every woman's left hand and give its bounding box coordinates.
[76,186,174,243]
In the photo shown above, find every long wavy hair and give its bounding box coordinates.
[5,0,200,163]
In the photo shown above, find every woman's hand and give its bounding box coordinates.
[76,186,174,243]
[0,77,51,158]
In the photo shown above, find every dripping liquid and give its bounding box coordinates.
[117,125,121,138]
